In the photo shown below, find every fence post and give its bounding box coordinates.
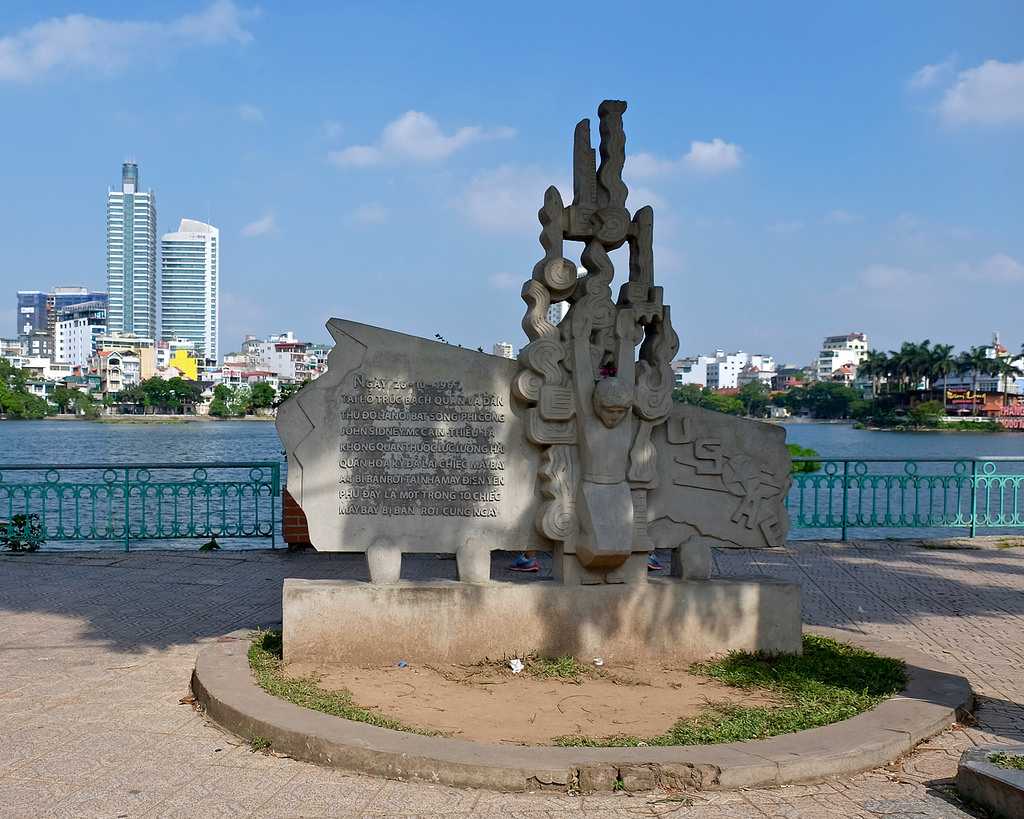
[969,460,978,538]
[841,460,849,542]
[271,462,279,549]
[123,468,131,552]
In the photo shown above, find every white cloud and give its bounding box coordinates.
[768,220,804,235]
[0,1,254,82]
[961,253,1024,283]
[241,213,275,237]
[489,272,521,290]
[937,59,1024,125]
[456,165,569,233]
[349,203,389,226]
[237,103,263,123]
[684,139,744,174]
[824,209,861,225]
[328,111,515,167]
[628,138,743,178]
[330,145,382,167]
[628,152,680,177]
[626,185,667,210]
[908,57,956,91]
[857,263,927,290]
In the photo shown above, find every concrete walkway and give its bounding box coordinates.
[1,541,1022,817]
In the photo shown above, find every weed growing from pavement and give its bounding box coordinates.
[989,751,1024,770]
[527,655,591,682]
[247,629,436,735]
[249,735,271,752]
[553,635,906,747]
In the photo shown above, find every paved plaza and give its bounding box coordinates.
[1,540,1023,817]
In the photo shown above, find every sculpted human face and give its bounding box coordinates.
[596,402,629,428]
[593,378,633,428]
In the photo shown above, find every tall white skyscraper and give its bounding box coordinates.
[107,162,157,338]
[160,219,220,362]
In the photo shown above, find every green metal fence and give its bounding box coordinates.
[788,457,1024,540]
[4,457,1022,550]
[0,462,280,551]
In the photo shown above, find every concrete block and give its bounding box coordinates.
[282,576,802,666]
[957,745,1024,819]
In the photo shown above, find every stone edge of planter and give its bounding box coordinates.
[956,744,1024,819]
[190,626,973,793]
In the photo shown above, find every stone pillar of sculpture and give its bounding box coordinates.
[514,100,678,583]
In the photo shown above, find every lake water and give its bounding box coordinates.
[780,421,1024,461]
[2,419,1021,467]
[0,419,1021,548]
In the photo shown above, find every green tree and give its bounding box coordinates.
[785,382,860,419]
[274,380,309,407]
[956,347,996,416]
[141,378,173,413]
[164,377,201,414]
[738,380,770,417]
[888,340,934,394]
[787,444,820,474]
[249,382,276,409]
[702,391,743,415]
[228,385,252,416]
[50,386,78,414]
[116,383,145,413]
[71,391,100,419]
[909,400,945,427]
[857,350,889,397]
[927,343,957,401]
[209,396,231,417]
[994,358,1024,406]
[672,384,705,406]
[0,361,50,419]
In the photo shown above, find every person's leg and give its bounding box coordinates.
[509,549,540,572]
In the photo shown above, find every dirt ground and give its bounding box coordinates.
[286,659,779,744]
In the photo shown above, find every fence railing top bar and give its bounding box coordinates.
[789,456,1024,463]
[0,461,283,470]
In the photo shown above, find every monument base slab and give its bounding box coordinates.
[282,577,801,667]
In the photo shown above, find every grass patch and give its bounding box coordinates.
[527,654,591,682]
[248,735,271,753]
[989,751,1024,770]
[247,629,435,734]
[553,634,906,747]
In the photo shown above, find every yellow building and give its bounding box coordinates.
[168,349,198,381]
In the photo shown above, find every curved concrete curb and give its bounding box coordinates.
[191,626,973,793]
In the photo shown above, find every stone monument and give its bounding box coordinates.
[277,100,799,664]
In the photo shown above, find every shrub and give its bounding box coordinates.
[909,400,944,427]
[787,444,820,474]
[1,513,45,552]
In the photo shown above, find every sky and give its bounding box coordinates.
[1,1,1022,365]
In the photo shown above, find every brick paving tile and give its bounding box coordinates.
[1,542,1022,817]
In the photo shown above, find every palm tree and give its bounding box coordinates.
[888,344,910,393]
[994,357,1024,406]
[890,340,931,394]
[859,350,889,398]
[928,343,957,402]
[957,346,993,416]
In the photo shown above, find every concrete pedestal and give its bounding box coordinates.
[282,577,801,667]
